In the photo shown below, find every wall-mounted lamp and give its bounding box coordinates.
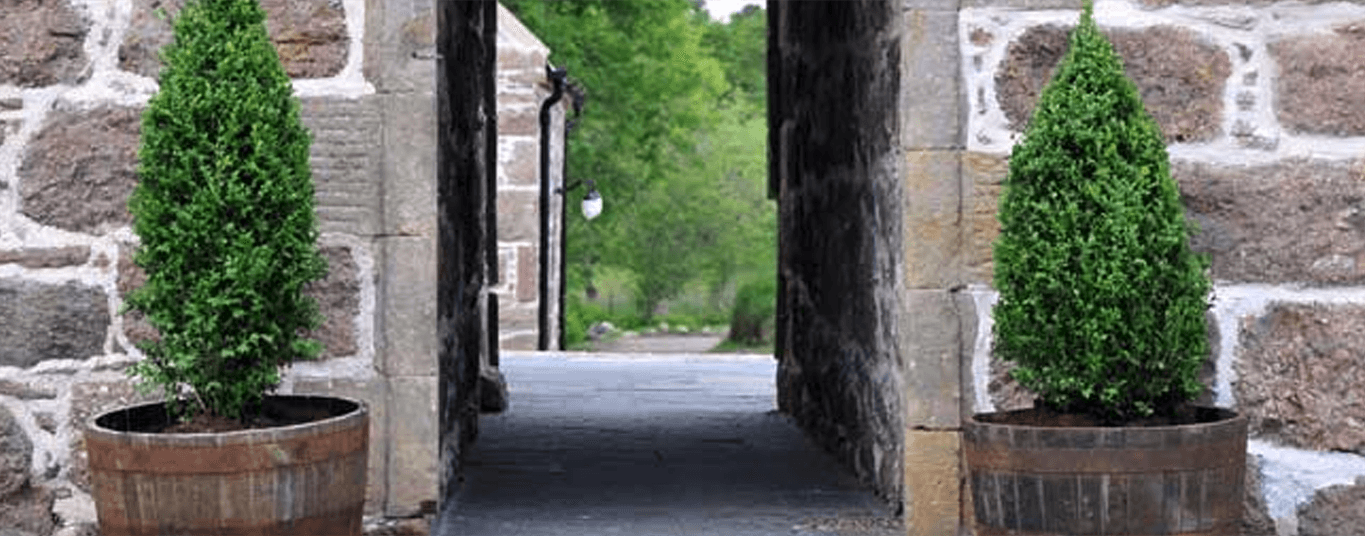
[557,179,603,220]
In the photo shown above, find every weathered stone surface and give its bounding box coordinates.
[903,150,963,289]
[500,139,538,187]
[0,280,109,369]
[259,0,348,79]
[120,0,347,79]
[67,380,162,493]
[380,236,438,377]
[996,24,1229,143]
[117,243,158,349]
[20,105,142,235]
[496,190,537,243]
[1237,303,1365,453]
[299,97,383,236]
[1244,453,1277,536]
[497,106,537,138]
[305,245,360,359]
[901,290,961,428]
[903,429,960,536]
[32,413,56,434]
[0,404,32,498]
[963,152,1006,285]
[901,9,961,150]
[1176,159,1365,285]
[987,356,1036,411]
[381,94,437,236]
[1298,476,1365,536]
[514,245,536,303]
[0,484,55,536]
[388,375,437,517]
[0,246,90,268]
[363,0,435,92]
[1270,22,1365,136]
[0,380,56,400]
[0,0,89,87]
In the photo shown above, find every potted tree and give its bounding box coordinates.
[83,0,368,533]
[964,2,1246,535]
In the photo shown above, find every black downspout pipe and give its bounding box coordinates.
[538,66,567,351]
[556,83,584,350]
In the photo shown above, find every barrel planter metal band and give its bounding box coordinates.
[86,395,368,536]
[964,408,1246,536]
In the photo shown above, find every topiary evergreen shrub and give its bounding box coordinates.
[991,1,1212,423]
[124,0,325,423]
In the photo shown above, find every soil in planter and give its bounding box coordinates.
[977,402,1232,427]
[99,396,354,434]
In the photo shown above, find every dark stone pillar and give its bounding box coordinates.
[770,0,905,510]
[435,0,495,510]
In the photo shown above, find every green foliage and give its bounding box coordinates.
[124,0,325,422]
[991,1,1211,422]
[726,276,776,347]
[504,0,774,328]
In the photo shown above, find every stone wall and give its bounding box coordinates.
[494,6,566,351]
[0,1,559,534]
[770,0,908,514]
[943,0,1365,534]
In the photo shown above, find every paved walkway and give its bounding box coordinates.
[434,352,901,536]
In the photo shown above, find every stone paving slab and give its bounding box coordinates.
[433,352,901,536]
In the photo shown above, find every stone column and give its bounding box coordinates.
[900,0,967,533]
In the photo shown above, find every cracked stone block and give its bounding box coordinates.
[1176,158,1365,285]
[0,246,91,268]
[19,105,142,235]
[0,280,109,369]
[1298,476,1365,536]
[0,0,90,87]
[1237,303,1365,453]
[1270,21,1365,136]
[995,24,1229,143]
[306,245,360,358]
[119,0,348,79]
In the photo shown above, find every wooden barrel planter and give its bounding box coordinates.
[964,407,1246,536]
[85,395,368,536]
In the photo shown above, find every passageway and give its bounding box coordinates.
[434,352,901,536]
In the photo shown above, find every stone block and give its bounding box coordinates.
[380,236,438,376]
[306,245,361,359]
[499,138,538,187]
[1270,23,1365,136]
[515,245,537,303]
[120,0,347,79]
[300,96,384,237]
[995,24,1228,143]
[0,483,56,536]
[387,375,438,517]
[498,106,538,138]
[19,105,141,235]
[1237,303,1365,453]
[0,380,55,401]
[499,332,537,351]
[1176,158,1365,285]
[0,280,109,369]
[381,93,438,236]
[1298,476,1365,536]
[0,404,32,498]
[954,290,980,420]
[0,246,90,268]
[291,376,388,516]
[0,0,89,87]
[904,429,962,536]
[962,152,1006,285]
[903,150,963,289]
[989,353,1036,411]
[67,380,163,493]
[902,289,963,428]
[901,9,961,150]
[497,189,538,243]
[1244,453,1277,536]
[363,0,436,93]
